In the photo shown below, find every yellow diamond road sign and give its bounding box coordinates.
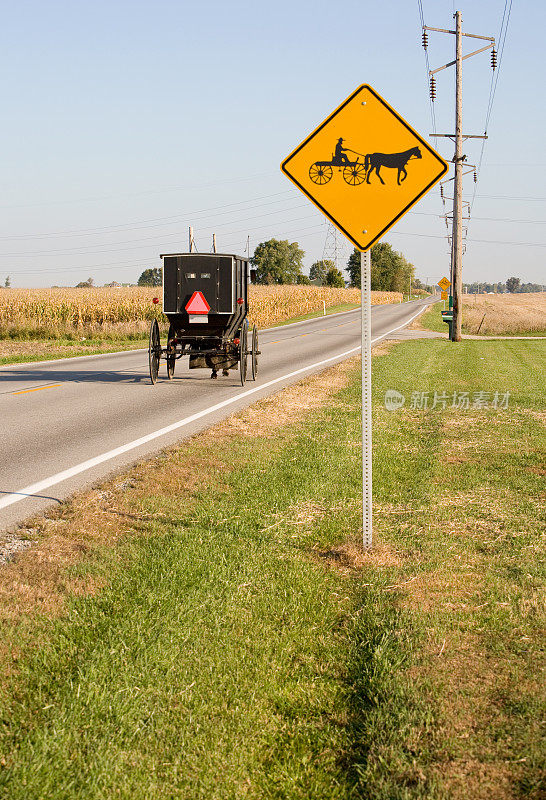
[281,85,448,251]
[438,276,451,291]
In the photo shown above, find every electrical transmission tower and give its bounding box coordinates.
[322,221,346,271]
[424,11,496,341]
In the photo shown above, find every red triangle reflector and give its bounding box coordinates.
[185,291,210,314]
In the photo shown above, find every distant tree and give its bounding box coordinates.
[346,243,414,292]
[296,274,311,285]
[325,267,345,287]
[346,249,361,288]
[309,259,334,284]
[137,267,163,287]
[75,277,94,288]
[506,276,521,293]
[4,275,11,288]
[251,239,305,284]
[520,282,545,293]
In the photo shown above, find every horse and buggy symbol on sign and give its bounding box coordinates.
[309,137,423,187]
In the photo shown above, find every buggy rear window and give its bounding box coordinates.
[201,273,211,279]
[185,272,196,279]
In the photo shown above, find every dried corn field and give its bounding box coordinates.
[0,286,401,339]
[462,292,546,335]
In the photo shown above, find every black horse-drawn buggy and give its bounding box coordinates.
[148,253,259,385]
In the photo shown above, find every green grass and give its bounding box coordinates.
[418,302,447,333]
[0,340,544,798]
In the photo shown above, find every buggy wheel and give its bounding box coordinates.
[148,319,161,384]
[239,321,248,386]
[166,325,176,380]
[309,163,333,185]
[343,163,366,185]
[250,325,259,381]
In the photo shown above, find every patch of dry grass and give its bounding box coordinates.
[462,292,546,335]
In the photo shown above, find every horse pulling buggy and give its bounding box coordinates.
[148,253,259,386]
[309,146,422,187]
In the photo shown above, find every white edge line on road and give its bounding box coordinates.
[0,305,426,512]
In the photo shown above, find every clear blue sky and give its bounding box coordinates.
[1,0,544,287]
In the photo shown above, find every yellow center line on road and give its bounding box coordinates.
[12,383,62,396]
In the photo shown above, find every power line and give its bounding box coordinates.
[0,191,296,241]
[472,194,546,201]
[0,206,314,257]
[470,0,513,212]
[390,230,546,246]
[411,211,546,224]
[417,0,438,137]
[0,171,275,210]
[4,222,326,274]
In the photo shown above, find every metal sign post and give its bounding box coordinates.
[280,84,448,550]
[361,248,373,549]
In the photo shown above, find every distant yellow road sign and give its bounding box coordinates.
[281,84,448,251]
[438,276,451,291]
[441,290,448,300]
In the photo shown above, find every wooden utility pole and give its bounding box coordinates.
[452,11,463,341]
[425,11,496,341]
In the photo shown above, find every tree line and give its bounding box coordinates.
[136,239,416,292]
[250,238,414,290]
[464,278,544,294]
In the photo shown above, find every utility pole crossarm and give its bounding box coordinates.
[429,42,494,75]
[424,25,494,42]
[440,167,476,184]
[430,134,488,139]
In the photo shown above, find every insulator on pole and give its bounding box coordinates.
[429,74,436,101]
[473,170,478,183]
[491,48,497,70]
[422,30,428,49]
[440,184,444,199]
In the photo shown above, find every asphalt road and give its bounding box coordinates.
[0,298,434,532]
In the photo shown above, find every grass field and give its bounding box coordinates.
[420,293,546,336]
[0,339,544,798]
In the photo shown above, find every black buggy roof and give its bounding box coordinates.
[159,252,248,259]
